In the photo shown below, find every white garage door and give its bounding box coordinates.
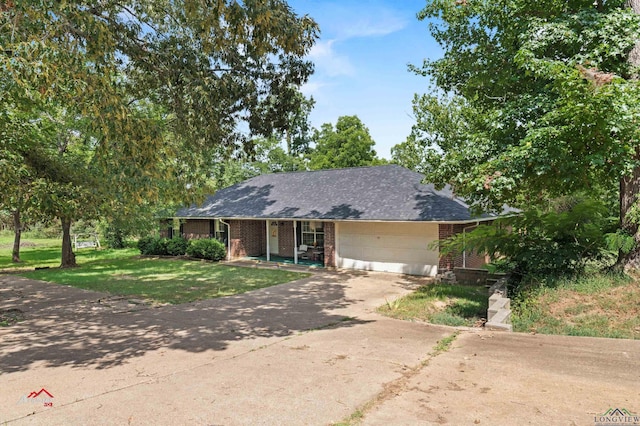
[336,222,439,276]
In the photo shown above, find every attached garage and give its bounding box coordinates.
[336,222,440,276]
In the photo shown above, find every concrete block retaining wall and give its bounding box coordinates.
[485,279,512,332]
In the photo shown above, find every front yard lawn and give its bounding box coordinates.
[512,273,640,339]
[19,258,311,305]
[377,282,488,327]
[0,235,139,270]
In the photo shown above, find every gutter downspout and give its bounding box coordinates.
[219,219,231,261]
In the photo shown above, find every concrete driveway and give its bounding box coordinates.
[1,268,639,425]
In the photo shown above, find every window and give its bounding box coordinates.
[301,221,324,247]
[213,219,227,244]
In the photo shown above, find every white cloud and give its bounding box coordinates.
[335,10,407,39]
[300,80,328,97]
[309,39,356,77]
[302,2,410,78]
[316,1,409,39]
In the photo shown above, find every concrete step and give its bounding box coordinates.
[489,296,510,312]
[489,308,511,325]
[485,320,513,332]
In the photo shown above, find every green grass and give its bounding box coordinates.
[430,332,459,356]
[512,273,640,339]
[0,234,138,270]
[2,234,310,305]
[377,283,488,327]
[18,258,310,304]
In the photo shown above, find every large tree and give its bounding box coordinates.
[0,0,318,266]
[404,0,640,268]
[308,115,382,170]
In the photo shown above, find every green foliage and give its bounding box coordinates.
[165,237,189,256]
[101,224,128,249]
[308,115,382,170]
[404,0,640,214]
[97,213,160,249]
[390,134,430,174]
[1,1,318,266]
[242,136,306,176]
[71,220,98,236]
[440,197,618,283]
[137,236,168,256]
[26,221,61,239]
[186,238,227,261]
[605,229,636,255]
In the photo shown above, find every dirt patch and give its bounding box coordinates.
[432,300,449,310]
[0,308,25,326]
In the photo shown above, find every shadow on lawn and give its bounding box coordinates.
[0,271,372,373]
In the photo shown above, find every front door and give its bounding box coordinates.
[269,222,279,254]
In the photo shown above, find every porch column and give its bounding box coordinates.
[266,220,270,262]
[293,220,298,264]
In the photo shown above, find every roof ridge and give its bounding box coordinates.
[252,164,405,178]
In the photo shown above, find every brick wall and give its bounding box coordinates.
[278,221,295,257]
[181,219,211,239]
[465,251,489,268]
[453,267,488,285]
[438,224,465,271]
[229,220,265,258]
[323,222,335,267]
[438,223,491,271]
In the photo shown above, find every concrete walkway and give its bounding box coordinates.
[1,271,639,425]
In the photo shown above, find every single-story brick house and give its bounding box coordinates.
[165,165,498,276]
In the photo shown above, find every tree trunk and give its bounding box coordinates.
[628,0,640,76]
[60,217,77,268]
[619,163,640,269]
[12,209,22,263]
[619,0,640,270]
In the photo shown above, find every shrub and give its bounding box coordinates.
[439,196,618,289]
[137,235,158,255]
[152,238,169,255]
[166,237,189,256]
[138,236,171,255]
[186,238,226,261]
[102,224,128,249]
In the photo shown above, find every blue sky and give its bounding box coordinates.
[288,0,442,159]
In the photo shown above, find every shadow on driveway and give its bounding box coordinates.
[0,271,372,373]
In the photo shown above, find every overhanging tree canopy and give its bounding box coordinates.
[399,0,640,265]
[0,0,318,266]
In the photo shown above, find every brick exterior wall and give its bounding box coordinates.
[438,224,465,271]
[181,219,211,239]
[323,222,336,267]
[462,224,490,268]
[465,249,489,268]
[278,221,295,257]
[438,223,491,271]
[229,220,265,258]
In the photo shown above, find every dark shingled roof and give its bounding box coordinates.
[176,165,496,222]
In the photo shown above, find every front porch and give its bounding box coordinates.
[228,219,335,268]
[246,254,324,268]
